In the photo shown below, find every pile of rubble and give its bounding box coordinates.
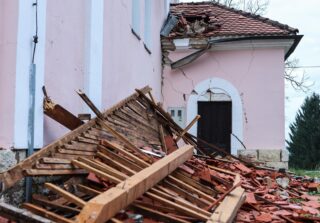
[0,86,319,223]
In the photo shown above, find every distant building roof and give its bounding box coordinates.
[166,2,299,38]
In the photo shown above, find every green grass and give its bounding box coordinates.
[289,169,320,178]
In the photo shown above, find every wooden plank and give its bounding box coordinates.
[44,183,86,208]
[145,192,209,221]
[53,153,93,160]
[22,203,74,223]
[64,143,97,152]
[0,202,52,223]
[131,203,190,223]
[76,145,194,223]
[159,124,168,154]
[25,169,87,176]
[35,162,75,170]
[71,160,122,184]
[57,148,95,156]
[97,152,136,176]
[172,171,217,196]
[77,184,101,196]
[43,97,84,130]
[176,115,200,142]
[41,157,71,164]
[100,140,150,168]
[150,188,211,218]
[78,157,128,180]
[32,195,80,214]
[163,180,212,208]
[166,175,216,203]
[207,187,246,223]
[207,165,237,176]
[97,146,142,172]
[77,89,151,161]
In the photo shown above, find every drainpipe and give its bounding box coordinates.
[26,63,36,202]
[25,0,38,202]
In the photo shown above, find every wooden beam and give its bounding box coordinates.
[97,146,142,172]
[44,183,86,208]
[25,169,87,176]
[176,115,200,142]
[43,96,84,130]
[22,203,74,223]
[159,124,168,154]
[207,187,246,223]
[100,140,150,168]
[32,196,80,214]
[71,160,122,184]
[77,89,151,162]
[77,184,101,196]
[0,87,151,190]
[75,145,194,223]
[0,202,52,223]
[145,192,209,221]
[131,203,190,223]
[97,152,136,176]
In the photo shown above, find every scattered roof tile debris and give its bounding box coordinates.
[166,2,299,38]
[0,86,319,223]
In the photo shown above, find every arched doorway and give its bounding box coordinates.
[187,78,243,155]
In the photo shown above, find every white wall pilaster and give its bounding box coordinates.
[85,0,104,113]
[14,0,46,148]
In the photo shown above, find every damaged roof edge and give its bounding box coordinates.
[170,2,299,34]
[169,35,303,69]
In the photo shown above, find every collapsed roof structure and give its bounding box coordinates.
[0,87,319,223]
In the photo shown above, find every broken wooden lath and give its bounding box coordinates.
[0,86,319,223]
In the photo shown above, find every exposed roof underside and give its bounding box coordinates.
[167,2,299,39]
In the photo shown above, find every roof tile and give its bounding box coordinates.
[168,2,299,38]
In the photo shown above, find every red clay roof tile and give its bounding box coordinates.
[168,2,298,38]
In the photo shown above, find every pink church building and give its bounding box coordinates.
[0,1,301,169]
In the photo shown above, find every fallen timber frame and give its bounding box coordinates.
[76,145,194,223]
[0,86,254,223]
[0,86,151,190]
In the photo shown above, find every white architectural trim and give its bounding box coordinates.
[144,0,152,50]
[174,38,295,54]
[85,0,104,112]
[132,0,140,35]
[14,0,46,149]
[187,78,243,155]
[173,38,190,49]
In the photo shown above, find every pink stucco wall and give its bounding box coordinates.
[0,0,18,148]
[163,48,285,150]
[41,0,166,145]
[102,0,165,108]
[43,0,87,144]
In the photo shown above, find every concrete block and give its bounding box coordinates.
[258,149,281,162]
[281,150,289,162]
[238,149,257,161]
[265,161,288,170]
[0,149,17,172]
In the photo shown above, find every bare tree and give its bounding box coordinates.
[211,0,270,15]
[285,58,313,92]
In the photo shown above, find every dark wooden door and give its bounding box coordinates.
[197,101,232,153]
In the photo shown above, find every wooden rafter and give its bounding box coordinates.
[75,145,194,223]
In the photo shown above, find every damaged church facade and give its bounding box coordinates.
[0,1,301,171]
[161,3,302,169]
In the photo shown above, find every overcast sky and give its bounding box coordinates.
[181,0,320,140]
[266,0,320,139]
